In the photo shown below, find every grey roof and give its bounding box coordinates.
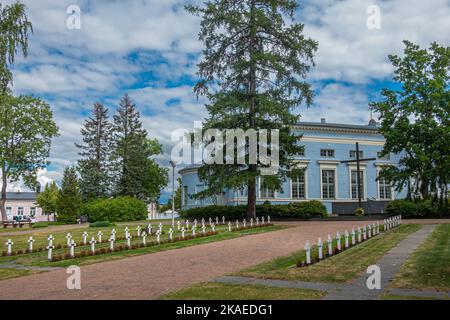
[4,192,37,201]
[178,164,202,174]
[296,121,379,131]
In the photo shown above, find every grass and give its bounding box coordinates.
[391,224,450,291]
[382,294,445,300]
[159,282,325,300]
[0,224,285,280]
[236,224,422,283]
[0,268,42,280]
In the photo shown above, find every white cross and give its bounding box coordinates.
[235,220,239,229]
[111,229,116,241]
[327,234,333,256]
[185,220,189,229]
[256,217,260,226]
[215,217,219,225]
[109,237,115,251]
[90,237,97,254]
[137,225,141,237]
[47,235,55,247]
[124,227,130,238]
[268,216,271,224]
[228,221,232,232]
[373,223,377,235]
[181,227,185,239]
[156,230,161,244]
[201,225,206,235]
[28,236,35,252]
[82,231,88,245]
[209,217,212,226]
[351,228,356,246]
[368,225,372,238]
[250,218,254,227]
[222,216,225,225]
[336,232,341,251]
[6,239,13,255]
[66,233,72,247]
[201,221,205,230]
[158,223,163,233]
[376,222,380,234]
[141,232,147,246]
[363,225,367,240]
[69,240,77,257]
[176,221,181,231]
[262,216,265,225]
[126,233,132,248]
[194,219,198,228]
[169,228,174,241]
[46,245,54,261]
[358,227,362,243]
[97,231,103,243]
[304,241,311,265]
[191,226,196,237]
[344,230,349,248]
[211,224,215,233]
[243,219,247,228]
[148,224,153,235]
[317,238,323,260]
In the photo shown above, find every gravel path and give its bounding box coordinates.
[0,221,375,300]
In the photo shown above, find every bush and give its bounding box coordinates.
[82,196,147,222]
[89,221,116,228]
[355,207,365,216]
[386,199,418,217]
[32,221,66,229]
[180,201,328,220]
[386,199,449,218]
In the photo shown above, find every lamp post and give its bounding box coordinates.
[169,160,176,228]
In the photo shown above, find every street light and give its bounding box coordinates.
[169,160,176,228]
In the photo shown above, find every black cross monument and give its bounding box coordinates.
[340,142,376,210]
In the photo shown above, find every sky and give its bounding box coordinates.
[3,0,450,202]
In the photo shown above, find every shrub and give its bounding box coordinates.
[180,201,327,220]
[82,196,147,222]
[386,199,418,217]
[386,199,448,218]
[355,207,365,216]
[89,221,116,228]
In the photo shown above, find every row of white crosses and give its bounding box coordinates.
[227,216,271,232]
[384,215,402,231]
[303,218,398,265]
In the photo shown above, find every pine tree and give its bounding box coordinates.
[56,167,82,223]
[186,0,318,219]
[112,94,168,201]
[76,103,112,200]
[36,181,59,221]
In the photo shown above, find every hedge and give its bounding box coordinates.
[386,199,449,218]
[180,201,327,220]
[82,196,147,222]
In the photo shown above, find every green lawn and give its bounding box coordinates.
[0,268,42,280]
[382,294,445,300]
[237,224,422,283]
[391,223,450,291]
[159,282,325,300]
[0,224,285,280]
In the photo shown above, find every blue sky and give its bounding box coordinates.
[4,0,450,203]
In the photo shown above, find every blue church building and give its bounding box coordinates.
[179,119,407,215]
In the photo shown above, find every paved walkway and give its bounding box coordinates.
[0,221,374,300]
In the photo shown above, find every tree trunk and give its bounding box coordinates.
[1,164,8,222]
[247,165,257,220]
[246,0,257,220]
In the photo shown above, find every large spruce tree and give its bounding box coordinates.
[56,167,82,223]
[111,94,168,201]
[76,103,112,200]
[186,0,318,219]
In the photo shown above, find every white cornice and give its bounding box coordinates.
[300,136,385,146]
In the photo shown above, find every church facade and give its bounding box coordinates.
[179,119,407,215]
